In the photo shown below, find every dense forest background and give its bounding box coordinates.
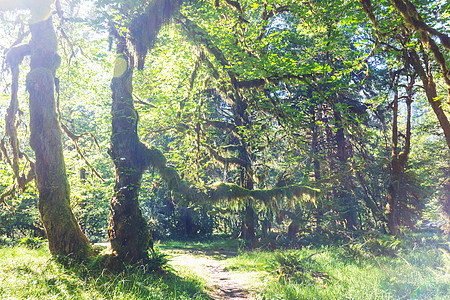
[0,0,448,260]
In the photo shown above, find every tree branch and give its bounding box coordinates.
[140,146,319,205]
[60,122,105,182]
[203,143,249,168]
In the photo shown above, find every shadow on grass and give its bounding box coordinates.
[159,236,243,259]
[57,252,212,300]
[0,245,210,300]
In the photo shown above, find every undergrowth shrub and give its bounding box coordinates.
[344,235,402,259]
[18,236,47,249]
[269,251,330,286]
[147,248,171,272]
[0,236,13,246]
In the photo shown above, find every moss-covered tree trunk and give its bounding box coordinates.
[27,16,92,259]
[386,75,413,235]
[232,94,257,242]
[108,40,151,263]
[105,0,184,263]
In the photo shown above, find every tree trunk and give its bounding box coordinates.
[27,17,92,259]
[233,94,257,242]
[334,107,358,230]
[442,181,450,235]
[408,49,450,149]
[309,103,324,228]
[386,74,413,234]
[108,41,151,263]
[242,203,256,241]
[386,160,402,235]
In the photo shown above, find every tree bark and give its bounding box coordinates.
[232,94,257,242]
[408,49,450,149]
[386,74,414,234]
[108,41,151,263]
[27,17,92,259]
[333,105,358,230]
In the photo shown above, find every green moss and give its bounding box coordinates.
[160,166,181,189]
[147,147,167,169]
[89,253,124,273]
[206,183,319,206]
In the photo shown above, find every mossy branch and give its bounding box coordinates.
[1,40,36,199]
[203,143,249,168]
[141,146,319,205]
[208,182,319,205]
[389,0,450,51]
[0,185,15,208]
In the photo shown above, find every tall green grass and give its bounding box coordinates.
[0,244,208,299]
[223,237,450,299]
[2,235,449,299]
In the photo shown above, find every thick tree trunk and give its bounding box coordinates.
[386,160,402,235]
[233,95,257,242]
[27,17,92,259]
[386,76,413,235]
[334,108,358,230]
[108,43,151,263]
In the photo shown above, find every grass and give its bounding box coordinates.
[222,235,450,300]
[158,236,242,253]
[0,244,208,299]
[1,234,449,299]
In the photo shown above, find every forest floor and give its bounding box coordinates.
[165,248,260,300]
[1,234,449,299]
[160,234,450,300]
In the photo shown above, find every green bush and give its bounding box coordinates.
[18,236,47,249]
[269,251,330,285]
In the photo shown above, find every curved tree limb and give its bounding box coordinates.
[60,122,105,182]
[140,146,319,205]
[203,143,249,168]
[389,0,450,50]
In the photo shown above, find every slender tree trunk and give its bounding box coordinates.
[386,75,414,234]
[408,49,450,149]
[310,104,323,227]
[27,17,92,259]
[442,180,450,235]
[387,87,400,234]
[108,41,151,263]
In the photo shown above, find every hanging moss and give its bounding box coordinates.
[146,147,167,169]
[143,146,320,206]
[127,0,183,69]
[206,182,319,205]
[159,166,181,189]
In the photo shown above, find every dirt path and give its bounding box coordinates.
[166,249,257,300]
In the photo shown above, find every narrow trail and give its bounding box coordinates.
[166,249,257,300]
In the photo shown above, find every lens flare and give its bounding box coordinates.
[113,56,128,78]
